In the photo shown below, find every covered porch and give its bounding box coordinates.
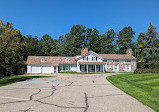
[78,62,105,72]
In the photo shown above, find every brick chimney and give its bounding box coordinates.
[126,48,132,55]
[81,48,88,55]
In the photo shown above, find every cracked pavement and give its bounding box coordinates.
[0,73,154,112]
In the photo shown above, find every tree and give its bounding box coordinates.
[145,23,159,68]
[22,35,41,60]
[136,32,146,68]
[101,29,116,54]
[117,26,135,54]
[39,34,58,56]
[87,28,101,53]
[0,21,24,78]
[58,25,86,56]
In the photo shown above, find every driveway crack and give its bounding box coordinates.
[84,92,89,112]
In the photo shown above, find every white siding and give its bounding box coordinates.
[70,65,77,72]
[42,65,52,73]
[31,65,41,73]
[27,65,31,73]
[28,64,53,73]
[78,54,103,62]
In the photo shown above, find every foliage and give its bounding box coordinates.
[117,26,135,54]
[101,29,116,54]
[145,23,159,68]
[1,19,159,79]
[40,34,58,56]
[0,21,24,78]
[134,68,159,74]
[136,32,146,68]
[107,73,159,111]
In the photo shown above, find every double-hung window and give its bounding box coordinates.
[83,57,88,61]
[92,57,96,61]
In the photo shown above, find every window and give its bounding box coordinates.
[125,60,131,62]
[41,58,45,62]
[125,65,131,71]
[114,65,117,71]
[65,58,69,62]
[113,60,119,62]
[83,57,88,61]
[92,57,96,61]
[59,66,62,71]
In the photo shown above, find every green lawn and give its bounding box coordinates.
[59,71,101,74]
[0,76,53,87]
[106,73,159,112]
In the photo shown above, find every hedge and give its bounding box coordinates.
[134,68,159,74]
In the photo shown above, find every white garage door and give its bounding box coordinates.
[42,65,51,73]
[31,65,41,73]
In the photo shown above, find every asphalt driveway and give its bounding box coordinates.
[0,73,154,112]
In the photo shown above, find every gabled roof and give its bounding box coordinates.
[98,54,137,60]
[78,62,105,65]
[27,56,76,66]
[76,51,103,60]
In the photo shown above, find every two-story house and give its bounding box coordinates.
[27,48,137,73]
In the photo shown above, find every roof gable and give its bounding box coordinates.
[76,51,103,60]
[27,56,76,66]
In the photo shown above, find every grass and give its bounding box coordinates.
[59,71,101,74]
[106,73,159,112]
[0,75,53,87]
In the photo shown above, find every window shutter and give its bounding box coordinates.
[117,65,119,71]
[96,57,97,61]
[129,65,131,71]
[87,57,88,61]
[113,65,115,71]
[125,65,127,71]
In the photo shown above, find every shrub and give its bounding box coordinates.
[134,68,159,74]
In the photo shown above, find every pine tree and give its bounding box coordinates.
[145,23,159,68]
[136,32,146,68]
[117,26,135,54]
[101,29,116,54]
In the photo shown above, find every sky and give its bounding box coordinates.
[1,0,159,41]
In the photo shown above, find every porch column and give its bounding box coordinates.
[87,65,88,73]
[95,65,96,72]
[103,65,105,72]
[56,66,58,73]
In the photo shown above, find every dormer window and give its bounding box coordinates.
[41,58,45,62]
[92,57,96,61]
[83,57,88,61]
[66,58,69,62]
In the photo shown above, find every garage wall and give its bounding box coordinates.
[27,65,32,73]
[27,64,54,73]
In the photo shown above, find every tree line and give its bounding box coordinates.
[0,20,159,78]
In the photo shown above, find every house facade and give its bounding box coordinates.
[27,48,137,73]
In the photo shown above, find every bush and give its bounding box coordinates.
[134,68,159,74]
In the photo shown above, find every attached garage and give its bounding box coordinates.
[41,65,52,73]
[27,64,53,73]
[31,65,41,73]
